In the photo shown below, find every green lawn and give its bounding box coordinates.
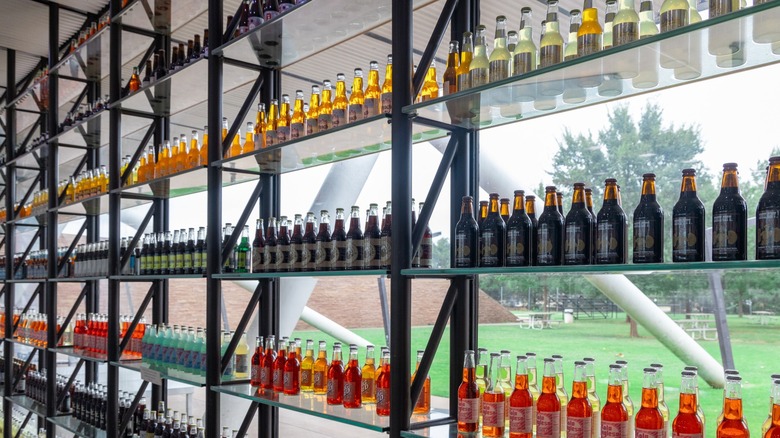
[293,313,779,437]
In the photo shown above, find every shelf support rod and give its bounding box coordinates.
[409,281,458,415]
[56,284,88,343]
[411,0,460,98]
[119,119,155,186]
[120,202,157,270]
[119,284,156,355]
[221,282,263,373]
[119,380,150,436]
[13,412,32,438]
[412,134,458,257]
[13,172,43,219]
[13,227,42,276]
[57,220,87,273]
[12,349,39,390]
[12,285,42,333]
[221,73,265,157]
[57,358,84,407]
[237,402,261,437]
[223,9,242,44]
[220,178,263,263]
[18,117,42,150]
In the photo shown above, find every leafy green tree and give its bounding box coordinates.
[432,237,450,269]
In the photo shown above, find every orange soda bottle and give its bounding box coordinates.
[601,364,629,438]
[567,361,592,438]
[635,367,664,437]
[342,344,362,408]
[457,350,479,432]
[672,370,703,438]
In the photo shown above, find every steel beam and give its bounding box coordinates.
[119,285,155,354]
[3,47,16,435]
[56,284,87,343]
[221,73,264,157]
[237,402,261,437]
[120,122,156,186]
[221,283,263,373]
[411,0,459,98]
[120,203,156,270]
[119,380,150,435]
[57,221,87,272]
[220,178,262,263]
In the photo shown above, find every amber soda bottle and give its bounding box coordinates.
[595,179,628,264]
[412,350,432,414]
[601,364,629,438]
[300,339,314,392]
[672,371,703,438]
[510,355,534,438]
[633,173,665,263]
[483,353,506,437]
[480,193,507,267]
[342,344,362,408]
[762,375,780,436]
[537,187,564,266]
[326,343,344,405]
[717,375,749,438]
[458,350,480,432]
[712,163,748,260]
[635,367,664,438]
[673,169,706,262]
[312,341,328,395]
[507,190,533,267]
[564,183,594,265]
[454,196,480,268]
[567,361,592,438]
[361,345,377,404]
[757,156,780,259]
[376,349,391,416]
[537,358,562,438]
[764,379,780,438]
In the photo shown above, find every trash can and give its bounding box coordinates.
[564,309,574,324]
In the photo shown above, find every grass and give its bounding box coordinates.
[293,313,779,437]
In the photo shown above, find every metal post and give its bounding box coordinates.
[390,0,413,433]
[207,0,224,436]
[4,47,17,438]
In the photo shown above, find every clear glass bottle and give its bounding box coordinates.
[633,0,659,88]
[469,26,490,88]
[489,16,512,82]
[512,8,538,102]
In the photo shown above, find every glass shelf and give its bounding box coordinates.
[5,144,47,169]
[405,2,780,130]
[112,360,206,387]
[116,165,257,199]
[213,384,449,432]
[48,415,106,438]
[5,79,46,109]
[4,394,65,418]
[110,274,205,281]
[49,347,109,363]
[3,339,46,350]
[49,276,106,283]
[5,278,47,284]
[53,192,154,216]
[402,259,780,277]
[214,269,389,279]
[214,115,445,174]
[50,24,111,80]
[401,423,471,438]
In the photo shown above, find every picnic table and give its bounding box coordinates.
[753,311,775,325]
[518,312,560,330]
[673,314,717,341]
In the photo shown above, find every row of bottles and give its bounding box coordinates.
[60,95,109,133]
[126,31,206,94]
[137,227,207,276]
[13,311,73,348]
[132,130,207,184]
[1,248,73,279]
[456,350,772,438]
[73,313,146,360]
[234,0,309,37]
[140,324,210,378]
[136,402,206,438]
[455,159,780,268]
[68,15,110,54]
[0,405,49,438]
[24,370,74,413]
[0,357,37,393]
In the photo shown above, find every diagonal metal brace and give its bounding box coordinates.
[221,282,263,373]
[220,178,263,264]
[120,202,156,271]
[221,73,265,157]
[57,220,87,273]
[237,401,261,437]
[56,359,84,407]
[121,123,156,186]
[13,285,42,333]
[412,0,460,98]
[119,380,149,435]
[56,285,87,343]
[119,285,155,355]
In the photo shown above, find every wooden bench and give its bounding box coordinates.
[686,327,718,341]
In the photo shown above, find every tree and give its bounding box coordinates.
[432,237,450,269]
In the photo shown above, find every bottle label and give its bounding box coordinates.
[457,397,479,424]
[577,34,602,57]
[712,211,740,258]
[248,16,264,29]
[633,218,659,262]
[601,420,628,438]
[361,377,375,399]
[290,123,305,140]
[343,382,358,403]
[235,354,249,374]
[540,44,563,68]
[261,366,271,386]
[313,370,326,389]
[537,223,558,265]
[377,387,390,410]
[757,207,780,258]
[283,371,294,391]
[509,405,533,433]
[660,9,688,32]
[300,244,311,270]
[567,416,592,438]
[380,235,392,267]
[301,368,313,387]
[367,237,382,268]
[317,113,332,131]
[489,59,510,83]
[348,104,364,123]
[326,379,338,399]
[183,252,193,270]
[672,433,702,438]
[482,399,505,427]
[332,240,347,268]
[420,236,432,268]
[363,98,379,118]
[613,22,638,46]
[251,364,260,382]
[537,410,561,438]
[506,228,528,266]
[252,246,264,272]
[306,118,319,136]
[381,92,392,113]
[264,10,280,21]
[479,230,500,266]
[272,368,283,388]
[469,68,488,88]
[331,109,347,127]
[263,246,274,270]
[596,221,623,263]
[276,126,290,144]
[636,428,665,438]
[265,129,278,147]
[457,73,470,91]
[347,237,363,268]
[454,231,474,267]
[673,215,702,260]
[513,52,534,76]
[276,246,286,270]
[315,241,331,268]
[564,223,589,264]
[289,243,300,270]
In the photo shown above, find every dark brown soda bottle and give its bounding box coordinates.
[365,204,382,269]
[418,202,433,268]
[277,216,291,272]
[454,196,479,268]
[564,183,593,265]
[330,208,348,270]
[380,202,392,269]
[290,214,304,271]
[506,190,533,267]
[537,187,564,266]
[315,210,332,271]
[346,206,364,270]
[264,217,278,272]
[526,195,538,265]
[633,174,664,264]
[478,200,489,229]
[595,179,628,264]
[302,212,317,271]
[480,193,507,267]
[557,191,565,216]
[757,156,780,259]
[672,169,706,262]
[712,163,747,261]
[501,197,511,223]
[585,188,597,261]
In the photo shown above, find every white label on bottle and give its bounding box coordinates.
[636,428,666,438]
[509,406,533,433]
[482,399,505,427]
[537,411,561,438]
[601,420,628,438]
[567,416,592,438]
[458,397,479,424]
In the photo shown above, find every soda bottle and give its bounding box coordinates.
[615,360,635,436]
[454,196,480,268]
[566,361,592,438]
[537,186,564,266]
[633,173,664,263]
[552,355,569,437]
[290,214,303,272]
[764,378,780,438]
[346,206,364,270]
[458,350,480,432]
[480,193,506,267]
[313,341,328,395]
[365,204,382,269]
[635,367,664,437]
[496,350,514,427]
[283,344,300,395]
[306,86,320,136]
[363,61,381,118]
[564,183,594,265]
[672,169,706,262]
[476,347,489,418]
[331,73,348,127]
[527,353,542,435]
[483,352,506,437]
[601,364,629,438]
[380,55,393,113]
[716,375,749,438]
[250,336,263,386]
[762,375,780,436]
[330,209,348,270]
[757,156,780,259]
[302,212,317,271]
[347,69,365,123]
[507,190,533,267]
[595,178,628,264]
[583,358,601,437]
[509,355,534,438]
[271,339,288,391]
[300,340,314,392]
[538,358,562,438]
[315,210,332,270]
[650,363,670,433]
[376,349,391,416]
[342,345,362,408]
[252,219,265,273]
[361,345,377,404]
[712,163,748,261]
[326,343,344,405]
[260,335,276,390]
[412,350,431,414]
[672,370,703,438]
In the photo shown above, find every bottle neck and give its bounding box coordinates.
[641,180,657,199]
[572,187,586,205]
[721,169,739,191]
[680,175,698,195]
[513,194,525,212]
